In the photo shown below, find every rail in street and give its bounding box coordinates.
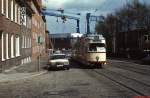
[0,59,150,98]
[91,69,150,96]
[108,59,150,76]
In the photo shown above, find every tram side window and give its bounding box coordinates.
[89,43,105,51]
[89,44,96,51]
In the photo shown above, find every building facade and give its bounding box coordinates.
[50,33,83,50]
[45,30,52,52]
[0,0,33,71]
[28,0,46,61]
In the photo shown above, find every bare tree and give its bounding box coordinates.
[95,0,150,56]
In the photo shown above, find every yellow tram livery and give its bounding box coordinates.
[72,34,106,68]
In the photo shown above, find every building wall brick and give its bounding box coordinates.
[0,0,33,71]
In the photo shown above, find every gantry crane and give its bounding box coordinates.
[42,8,80,33]
[86,13,104,34]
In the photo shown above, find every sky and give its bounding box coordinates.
[43,0,150,34]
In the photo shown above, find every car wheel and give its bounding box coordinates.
[65,66,70,70]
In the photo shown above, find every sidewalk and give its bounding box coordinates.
[0,71,47,83]
[0,56,48,83]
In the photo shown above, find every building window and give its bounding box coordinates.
[30,38,31,48]
[15,36,20,56]
[1,33,5,61]
[27,37,29,48]
[18,6,20,24]
[1,0,4,14]
[29,18,31,29]
[15,3,17,23]
[22,35,24,48]
[27,17,31,29]
[8,0,11,18]
[25,36,27,48]
[24,36,26,48]
[11,35,14,58]
[28,37,30,48]
[6,0,8,18]
[6,33,9,59]
[11,0,13,21]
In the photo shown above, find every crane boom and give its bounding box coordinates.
[42,9,80,33]
[42,11,80,20]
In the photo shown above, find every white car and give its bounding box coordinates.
[49,53,70,70]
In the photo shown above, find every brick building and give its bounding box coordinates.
[28,0,46,61]
[0,0,33,71]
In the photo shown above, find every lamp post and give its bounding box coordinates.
[141,33,150,64]
[144,34,150,56]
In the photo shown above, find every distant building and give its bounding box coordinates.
[45,30,53,51]
[50,33,83,50]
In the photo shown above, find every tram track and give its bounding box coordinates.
[91,69,150,96]
[111,64,150,76]
[105,69,150,87]
[108,60,150,76]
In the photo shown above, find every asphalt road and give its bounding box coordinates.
[0,60,149,98]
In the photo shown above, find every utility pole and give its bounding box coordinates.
[38,36,43,71]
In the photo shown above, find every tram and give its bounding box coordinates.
[72,34,106,68]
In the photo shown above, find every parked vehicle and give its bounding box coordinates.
[48,53,70,70]
[62,49,72,59]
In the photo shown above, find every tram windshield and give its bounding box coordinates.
[89,43,105,52]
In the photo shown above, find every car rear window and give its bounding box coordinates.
[50,54,66,60]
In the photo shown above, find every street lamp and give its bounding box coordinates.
[141,33,150,64]
[144,34,150,55]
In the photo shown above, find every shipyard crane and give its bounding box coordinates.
[86,13,104,34]
[42,8,81,33]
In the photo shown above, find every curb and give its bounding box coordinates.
[4,64,26,73]
[0,71,48,83]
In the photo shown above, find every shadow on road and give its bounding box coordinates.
[69,60,95,69]
[42,58,105,72]
[43,59,101,72]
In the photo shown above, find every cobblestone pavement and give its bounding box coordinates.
[0,60,149,98]
[0,56,48,83]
